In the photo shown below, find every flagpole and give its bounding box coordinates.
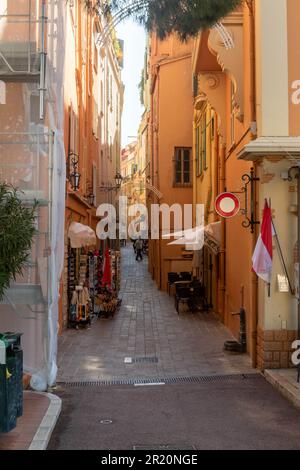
[271,217,294,295]
[268,199,271,298]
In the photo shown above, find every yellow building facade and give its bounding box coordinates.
[193,0,300,370]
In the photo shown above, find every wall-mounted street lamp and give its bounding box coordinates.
[68,152,81,192]
[115,172,123,189]
[99,172,123,192]
[86,193,95,206]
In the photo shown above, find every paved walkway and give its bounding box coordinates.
[0,392,51,450]
[49,376,300,450]
[57,246,253,383]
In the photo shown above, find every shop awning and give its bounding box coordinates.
[68,222,96,248]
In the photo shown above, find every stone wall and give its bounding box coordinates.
[257,326,297,369]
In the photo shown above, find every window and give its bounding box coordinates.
[195,114,207,176]
[92,98,98,137]
[110,75,113,111]
[92,164,97,206]
[174,148,192,187]
[93,24,99,72]
[200,117,207,172]
[67,104,78,177]
[211,116,215,140]
[94,44,98,72]
[195,125,200,175]
[69,105,78,154]
[106,69,110,105]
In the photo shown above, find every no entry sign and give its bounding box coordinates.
[215,192,240,218]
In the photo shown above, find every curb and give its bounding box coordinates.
[264,369,300,411]
[28,392,62,451]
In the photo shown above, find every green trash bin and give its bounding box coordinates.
[0,333,23,433]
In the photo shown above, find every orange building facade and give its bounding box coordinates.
[0,0,123,387]
[61,1,123,330]
[147,34,194,291]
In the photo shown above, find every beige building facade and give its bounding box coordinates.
[192,0,300,370]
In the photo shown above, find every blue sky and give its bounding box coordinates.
[116,19,146,148]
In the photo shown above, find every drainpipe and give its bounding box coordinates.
[247,0,258,368]
[250,165,259,368]
[39,0,47,120]
[220,141,226,323]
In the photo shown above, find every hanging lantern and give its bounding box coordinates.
[69,152,81,192]
[115,172,123,189]
[87,193,95,206]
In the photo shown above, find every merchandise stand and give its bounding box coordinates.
[94,250,122,319]
[67,247,122,327]
[68,247,92,329]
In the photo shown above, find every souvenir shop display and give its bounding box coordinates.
[111,251,121,292]
[94,248,122,318]
[67,245,122,327]
[69,284,91,329]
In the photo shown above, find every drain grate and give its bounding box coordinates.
[133,356,158,364]
[133,444,196,450]
[59,373,262,388]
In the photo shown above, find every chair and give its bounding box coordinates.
[189,281,205,311]
[167,272,180,295]
[175,284,192,314]
[180,272,192,281]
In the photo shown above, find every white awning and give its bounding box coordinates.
[68,222,96,248]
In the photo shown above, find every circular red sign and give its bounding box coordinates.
[215,192,240,218]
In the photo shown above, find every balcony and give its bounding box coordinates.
[0,1,45,82]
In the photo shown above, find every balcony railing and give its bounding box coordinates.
[0,0,46,81]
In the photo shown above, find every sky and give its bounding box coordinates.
[116,19,146,149]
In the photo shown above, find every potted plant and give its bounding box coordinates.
[0,183,37,301]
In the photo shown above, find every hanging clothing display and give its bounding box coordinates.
[67,245,121,327]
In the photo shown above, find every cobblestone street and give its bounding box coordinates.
[57,246,252,383]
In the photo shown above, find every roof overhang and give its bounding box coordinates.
[238,137,300,161]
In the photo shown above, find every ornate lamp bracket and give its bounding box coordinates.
[241,167,260,233]
[230,167,260,233]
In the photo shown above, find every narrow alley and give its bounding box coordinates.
[48,249,300,450]
[2,0,300,454]
[56,246,252,383]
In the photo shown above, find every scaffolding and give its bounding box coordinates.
[0,0,46,80]
[0,131,53,311]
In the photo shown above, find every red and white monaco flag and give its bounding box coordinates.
[252,201,274,283]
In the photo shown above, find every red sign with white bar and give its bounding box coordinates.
[215,192,240,219]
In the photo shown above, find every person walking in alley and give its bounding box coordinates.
[135,237,143,261]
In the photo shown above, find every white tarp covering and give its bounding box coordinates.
[30,134,66,391]
[30,0,67,391]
